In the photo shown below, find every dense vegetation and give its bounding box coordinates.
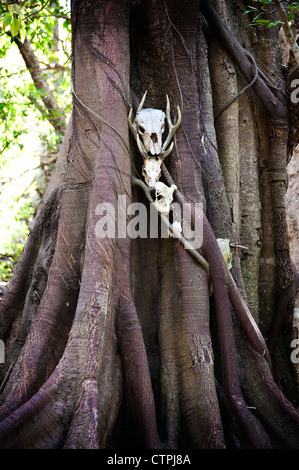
[0,1,71,282]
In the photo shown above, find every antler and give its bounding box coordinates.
[128,91,181,161]
[160,94,181,160]
[128,91,149,160]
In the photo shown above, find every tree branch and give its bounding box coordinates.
[215,48,259,119]
[14,35,66,134]
[201,0,288,122]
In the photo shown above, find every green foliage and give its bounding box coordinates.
[0,1,71,43]
[0,4,26,42]
[246,0,299,27]
[0,1,71,282]
[0,185,36,281]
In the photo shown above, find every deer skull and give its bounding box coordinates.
[128,91,181,165]
[154,182,177,215]
[142,157,163,188]
[135,108,165,156]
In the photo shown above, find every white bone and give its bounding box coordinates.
[216,238,232,270]
[154,182,177,215]
[135,109,165,155]
[168,220,182,237]
[172,220,182,233]
[142,157,163,188]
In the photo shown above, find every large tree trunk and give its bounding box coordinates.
[1,0,299,449]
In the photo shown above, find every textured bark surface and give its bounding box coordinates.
[0,0,299,449]
[287,148,299,271]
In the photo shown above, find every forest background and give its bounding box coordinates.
[0,0,71,287]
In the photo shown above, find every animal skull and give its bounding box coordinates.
[142,157,163,188]
[135,108,165,155]
[154,182,177,215]
[128,91,181,163]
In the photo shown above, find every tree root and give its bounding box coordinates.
[202,0,298,360]
[116,294,161,448]
[0,187,62,340]
[0,369,65,449]
[158,163,299,447]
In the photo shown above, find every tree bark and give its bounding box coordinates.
[0,0,299,449]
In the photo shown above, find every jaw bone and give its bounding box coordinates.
[142,157,163,188]
[154,181,177,215]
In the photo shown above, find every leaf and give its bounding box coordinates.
[245,5,258,13]
[10,18,21,37]
[8,4,21,14]
[253,13,263,21]
[19,25,26,43]
[2,12,13,31]
[3,12,13,27]
[268,20,284,27]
